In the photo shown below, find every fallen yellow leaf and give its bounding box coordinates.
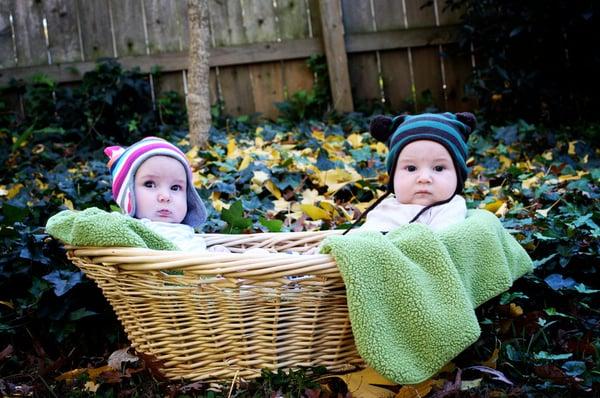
[84,381,99,393]
[482,199,505,213]
[558,171,588,182]
[347,133,363,148]
[238,153,252,171]
[0,300,14,309]
[226,138,239,159]
[337,367,397,398]
[5,183,23,199]
[312,129,325,141]
[63,198,74,210]
[265,180,282,200]
[300,204,332,221]
[509,303,524,317]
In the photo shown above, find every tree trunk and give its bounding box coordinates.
[187,0,211,148]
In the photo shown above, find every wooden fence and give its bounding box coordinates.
[0,0,474,119]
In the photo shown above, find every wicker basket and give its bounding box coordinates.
[67,230,365,381]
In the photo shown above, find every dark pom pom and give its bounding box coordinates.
[455,112,477,133]
[369,115,394,142]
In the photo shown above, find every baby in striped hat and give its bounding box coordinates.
[357,112,477,232]
[105,137,210,251]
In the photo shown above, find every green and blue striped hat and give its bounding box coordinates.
[370,112,476,195]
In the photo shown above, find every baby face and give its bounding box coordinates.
[393,140,457,206]
[134,155,188,223]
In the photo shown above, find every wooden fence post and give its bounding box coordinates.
[319,0,353,113]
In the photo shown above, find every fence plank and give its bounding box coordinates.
[42,0,82,64]
[175,0,189,51]
[442,43,475,112]
[219,64,255,116]
[379,50,413,113]
[142,0,189,101]
[242,0,282,119]
[318,0,352,112]
[208,0,253,117]
[282,58,313,98]
[405,1,442,110]
[110,0,146,57]
[77,0,114,60]
[306,0,321,38]
[373,0,412,113]
[143,0,185,54]
[250,61,284,119]
[13,0,47,67]
[0,1,16,68]
[276,0,312,99]
[276,0,309,40]
[411,46,443,111]
[155,70,185,98]
[341,1,379,111]
[241,0,278,44]
[437,0,463,25]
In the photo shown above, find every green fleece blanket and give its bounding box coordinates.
[321,209,533,385]
[45,207,177,250]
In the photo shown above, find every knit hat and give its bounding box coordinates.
[370,112,476,195]
[104,136,207,228]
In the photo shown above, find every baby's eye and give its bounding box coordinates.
[405,165,417,172]
[434,165,445,172]
[171,185,183,191]
[143,181,156,188]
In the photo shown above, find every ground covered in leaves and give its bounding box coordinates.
[1,107,599,396]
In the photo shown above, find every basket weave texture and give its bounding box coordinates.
[68,230,364,381]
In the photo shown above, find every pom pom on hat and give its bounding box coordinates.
[104,137,207,228]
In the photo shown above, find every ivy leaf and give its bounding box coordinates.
[2,203,29,224]
[573,283,600,294]
[533,351,572,361]
[221,201,252,234]
[316,150,335,171]
[561,361,587,377]
[69,308,98,320]
[544,274,576,290]
[42,270,83,296]
[259,217,283,232]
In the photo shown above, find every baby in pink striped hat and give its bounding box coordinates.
[105,136,210,251]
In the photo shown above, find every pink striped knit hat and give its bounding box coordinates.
[104,137,207,227]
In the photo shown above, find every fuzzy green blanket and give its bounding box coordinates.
[46,207,177,250]
[321,209,533,385]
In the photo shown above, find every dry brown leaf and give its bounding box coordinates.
[55,368,87,382]
[509,303,524,318]
[87,365,114,380]
[107,347,139,370]
[338,367,397,398]
[480,348,500,369]
[395,379,436,398]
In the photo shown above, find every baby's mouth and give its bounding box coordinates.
[157,209,172,216]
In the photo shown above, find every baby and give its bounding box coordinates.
[357,112,476,232]
[105,136,210,251]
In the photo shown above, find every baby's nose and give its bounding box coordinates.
[417,171,433,183]
[157,191,171,202]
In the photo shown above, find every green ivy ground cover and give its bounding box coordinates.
[0,63,598,397]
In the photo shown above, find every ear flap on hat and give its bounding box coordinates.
[370,115,406,143]
[455,112,477,140]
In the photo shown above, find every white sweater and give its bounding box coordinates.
[139,219,207,252]
[359,195,467,232]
